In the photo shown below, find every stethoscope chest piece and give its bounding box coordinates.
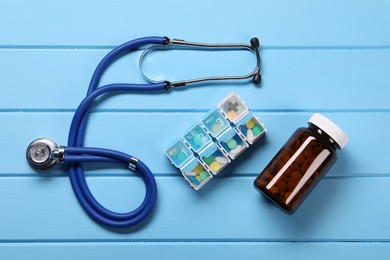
[26,138,59,170]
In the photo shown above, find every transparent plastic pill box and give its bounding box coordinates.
[165,92,267,190]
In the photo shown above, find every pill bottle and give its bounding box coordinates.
[254,113,348,214]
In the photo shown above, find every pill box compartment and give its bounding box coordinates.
[164,138,195,168]
[181,158,213,190]
[217,128,249,159]
[199,143,231,175]
[200,108,230,139]
[236,112,267,144]
[183,123,212,153]
[217,92,249,124]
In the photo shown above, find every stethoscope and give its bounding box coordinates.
[25,36,261,228]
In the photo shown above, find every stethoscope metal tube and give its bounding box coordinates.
[26,36,261,229]
[140,37,261,87]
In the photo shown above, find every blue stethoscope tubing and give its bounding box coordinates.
[66,37,167,228]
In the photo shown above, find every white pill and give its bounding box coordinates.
[184,172,196,176]
[247,129,254,143]
[229,145,242,155]
[215,156,228,164]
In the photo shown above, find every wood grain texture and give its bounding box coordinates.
[0,0,389,258]
[1,243,390,260]
[0,0,389,47]
[0,177,389,241]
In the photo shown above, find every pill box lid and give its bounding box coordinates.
[198,142,218,158]
[236,111,254,126]
[218,127,236,142]
[181,157,199,172]
[218,92,249,123]
[183,123,213,153]
[200,108,230,138]
[164,138,194,168]
[308,113,349,149]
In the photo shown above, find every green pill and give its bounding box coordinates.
[199,171,210,181]
[203,155,215,165]
[227,138,238,149]
[193,134,203,146]
[252,125,263,136]
[176,151,187,162]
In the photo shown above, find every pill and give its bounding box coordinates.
[277,181,287,192]
[269,186,279,194]
[212,123,222,133]
[184,172,196,176]
[220,141,230,152]
[195,175,202,182]
[194,164,203,175]
[241,125,247,136]
[291,171,302,181]
[247,129,254,142]
[234,135,243,145]
[288,181,296,191]
[292,163,300,171]
[176,151,187,162]
[284,168,292,177]
[194,134,203,146]
[229,145,242,155]
[246,119,255,129]
[295,154,304,164]
[210,161,221,172]
[203,155,215,165]
[227,111,237,120]
[304,149,313,159]
[227,138,238,149]
[301,163,309,172]
[252,125,263,136]
[215,156,228,164]
[313,146,323,154]
[214,150,223,156]
[292,140,301,150]
[199,171,210,181]
[189,176,201,186]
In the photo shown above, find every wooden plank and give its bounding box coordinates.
[0,49,389,110]
[0,242,389,260]
[0,1,389,47]
[0,176,389,240]
[1,112,387,176]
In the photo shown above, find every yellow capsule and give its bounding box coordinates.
[194,164,203,175]
[210,161,221,172]
[245,119,256,129]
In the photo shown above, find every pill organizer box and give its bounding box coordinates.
[165,92,267,190]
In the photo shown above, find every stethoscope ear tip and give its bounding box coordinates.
[250,37,260,48]
[26,138,59,170]
[253,72,261,85]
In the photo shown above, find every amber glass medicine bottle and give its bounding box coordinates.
[254,113,348,214]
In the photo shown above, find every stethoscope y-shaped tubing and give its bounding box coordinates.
[67,37,167,227]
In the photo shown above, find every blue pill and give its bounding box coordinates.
[189,176,201,186]
[220,141,230,152]
[233,135,242,145]
[241,125,247,136]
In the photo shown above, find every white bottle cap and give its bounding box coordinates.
[308,113,349,149]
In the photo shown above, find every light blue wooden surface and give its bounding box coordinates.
[1,0,389,259]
